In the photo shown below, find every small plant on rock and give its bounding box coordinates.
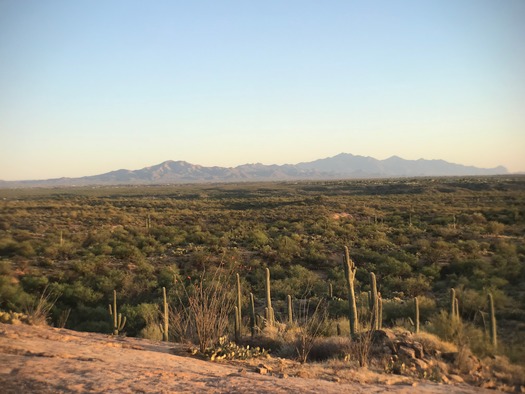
[202,335,269,361]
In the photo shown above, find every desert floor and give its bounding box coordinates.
[0,323,501,393]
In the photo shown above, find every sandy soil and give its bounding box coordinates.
[0,323,501,393]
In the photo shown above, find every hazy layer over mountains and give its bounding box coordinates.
[0,153,508,187]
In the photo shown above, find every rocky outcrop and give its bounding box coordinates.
[370,329,523,392]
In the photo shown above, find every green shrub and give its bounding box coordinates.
[0,275,33,311]
[120,303,159,337]
[139,323,163,341]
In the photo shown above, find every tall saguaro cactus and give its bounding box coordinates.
[265,268,274,327]
[287,294,293,325]
[488,293,497,350]
[234,306,241,343]
[249,292,256,337]
[159,287,169,341]
[370,272,379,330]
[146,214,151,232]
[450,288,457,321]
[343,246,358,337]
[414,297,420,334]
[378,292,383,329]
[108,290,126,336]
[236,273,242,328]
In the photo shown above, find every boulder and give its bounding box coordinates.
[410,358,429,373]
[398,345,416,359]
[448,374,464,383]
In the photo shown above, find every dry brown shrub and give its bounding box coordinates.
[483,356,525,386]
[173,266,235,353]
[56,307,71,329]
[413,331,457,354]
[24,286,60,326]
[350,328,375,368]
[294,299,327,363]
[308,336,353,362]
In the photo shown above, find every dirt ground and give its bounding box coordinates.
[0,323,502,393]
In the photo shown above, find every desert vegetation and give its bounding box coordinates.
[0,176,524,389]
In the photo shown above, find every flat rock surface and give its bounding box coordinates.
[0,323,500,393]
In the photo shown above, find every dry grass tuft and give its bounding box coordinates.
[24,286,60,326]
[413,331,457,354]
[483,356,525,386]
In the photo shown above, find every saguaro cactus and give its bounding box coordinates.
[287,294,293,325]
[370,272,378,330]
[250,292,256,337]
[378,292,383,330]
[108,290,126,335]
[159,287,169,341]
[265,268,274,327]
[343,246,358,337]
[450,288,457,321]
[488,293,497,350]
[234,306,241,343]
[414,296,420,334]
[236,273,242,328]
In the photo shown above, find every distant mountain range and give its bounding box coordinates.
[0,153,509,188]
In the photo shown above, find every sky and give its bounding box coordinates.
[1,0,524,181]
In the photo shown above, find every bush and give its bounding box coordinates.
[412,331,457,354]
[294,299,328,363]
[173,267,235,352]
[121,303,159,337]
[68,305,111,332]
[0,275,33,311]
[139,323,163,341]
[308,336,353,361]
[24,286,60,326]
[426,310,463,343]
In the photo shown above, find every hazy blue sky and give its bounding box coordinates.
[1,0,524,180]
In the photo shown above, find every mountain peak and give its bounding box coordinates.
[385,155,403,161]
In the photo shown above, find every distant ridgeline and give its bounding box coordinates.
[0,153,508,188]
